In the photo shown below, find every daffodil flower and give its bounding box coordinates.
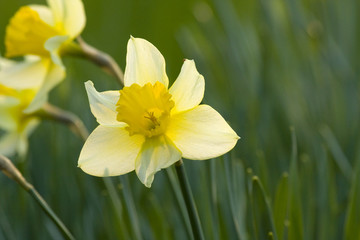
[4,0,85,110]
[5,0,85,64]
[0,57,47,157]
[78,37,239,187]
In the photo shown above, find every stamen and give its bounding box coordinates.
[116,82,174,137]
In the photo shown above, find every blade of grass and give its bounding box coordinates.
[0,155,75,240]
[119,175,143,240]
[287,128,304,240]
[273,172,289,240]
[252,176,279,240]
[224,155,248,240]
[315,146,330,240]
[343,149,360,240]
[175,159,205,240]
[165,168,193,240]
[247,168,259,240]
[103,177,129,239]
[0,204,16,240]
[320,125,352,182]
[209,159,220,240]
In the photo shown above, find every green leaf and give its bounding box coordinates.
[251,175,279,240]
[343,152,360,240]
[287,128,304,240]
[273,172,289,240]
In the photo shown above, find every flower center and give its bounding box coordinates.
[5,6,61,58]
[116,82,174,138]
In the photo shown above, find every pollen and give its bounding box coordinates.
[5,6,61,58]
[116,82,175,138]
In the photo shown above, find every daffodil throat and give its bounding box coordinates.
[116,82,174,138]
[5,6,61,58]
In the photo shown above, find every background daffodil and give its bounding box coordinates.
[5,0,86,65]
[78,37,239,187]
[0,57,46,157]
[4,0,85,111]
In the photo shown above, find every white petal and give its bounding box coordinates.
[62,0,86,37]
[0,132,18,157]
[47,0,86,37]
[0,57,15,68]
[166,105,239,160]
[0,118,39,157]
[135,136,181,187]
[84,81,120,126]
[169,59,205,113]
[47,0,64,25]
[29,5,55,26]
[45,35,69,66]
[124,37,169,88]
[17,118,40,158]
[0,57,49,90]
[24,63,65,113]
[0,96,19,130]
[78,125,144,177]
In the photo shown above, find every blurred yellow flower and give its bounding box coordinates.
[78,37,239,187]
[5,0,86,66]
[3,0,84,112]
[0,57,49,157]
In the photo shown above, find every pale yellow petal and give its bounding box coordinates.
[135,135,181,187]
[0,133,18,157]
[46,0,64,25]
[47,0,86,37]
[44,35,69,66]
[17,118,40,158]
[29,5,55,26]
[169,59,205,113]
[124,37,169,87]
[0,96,19,130]
[78,125,144,177]
[84,81,120,126]
[0,57,49,90]
[0,118,39,157]
[24,63,65,113]
[167,105,239,160]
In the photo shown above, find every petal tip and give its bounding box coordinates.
[84,80,94,86]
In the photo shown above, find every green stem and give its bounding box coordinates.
[0,155,75,240]
[75,37,124,86]
[175,159,205,240]
[37,103,90,141]
[165,168,193,239]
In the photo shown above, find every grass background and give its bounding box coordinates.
[1,0,360,239]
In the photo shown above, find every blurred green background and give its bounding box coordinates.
[1,0,360,239]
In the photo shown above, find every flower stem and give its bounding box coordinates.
[75,37,124,86]
[37,103,89,141]
[175,159,205,240]
[0,155,75,240]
